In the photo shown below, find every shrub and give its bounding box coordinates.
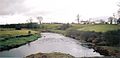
[58,23,71,30]
[15,26,21,30]
[28,31,31,35]
[66,29,102,43]
[66,28,120,46]
[103,30,120,45]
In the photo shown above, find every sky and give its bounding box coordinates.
[0,0,119,24]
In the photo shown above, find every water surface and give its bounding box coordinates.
[0,33,102,57]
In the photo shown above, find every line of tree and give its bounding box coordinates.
[0,23,40,30]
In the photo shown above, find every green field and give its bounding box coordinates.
[71,24,94,29]
[42,24,61,30]
[42,24,120,32]
[75,24,120,32]
[41,24,120,35]
[0,29,37,38]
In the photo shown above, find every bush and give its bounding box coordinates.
[103,30,120,45]
[28,31,31,35]
[15,26,21,30]
[66,29,102,43]
[58,23,71,30]
[66,28,120,46]
[65,28,80,38]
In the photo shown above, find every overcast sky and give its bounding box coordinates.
[0,0,119,24]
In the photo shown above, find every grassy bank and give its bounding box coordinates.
[0,29,40,51]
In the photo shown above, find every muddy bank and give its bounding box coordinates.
[92,46,120,57]
[25,52,75,58]
[25,52,119,58]
[81,43,120,57]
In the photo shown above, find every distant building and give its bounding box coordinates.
[80,21,89,24]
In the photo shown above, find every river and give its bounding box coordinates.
[0,33,102,58]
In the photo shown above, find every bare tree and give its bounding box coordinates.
[29,17,33,23]
[37,16,43,24]
[26,20,29,23]
[26,17,33,23]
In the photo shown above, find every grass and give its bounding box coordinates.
[42,24,61,30]
[77,24,120,32]
[0,28,40,51]
[71,24,94,29]
[42,24,120,33]
[0,34,39,47]
[49,30,66,35]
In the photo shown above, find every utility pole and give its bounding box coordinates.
[77,14,80,24]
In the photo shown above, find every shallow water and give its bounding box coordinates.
[0,33,102,57]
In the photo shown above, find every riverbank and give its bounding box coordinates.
[25,52,75,58]
[35,24,120,57]
[44,29,120,57]
[92,46,120,56]
[0,29,40,51]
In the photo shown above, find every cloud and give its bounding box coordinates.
[23,9,51,17]
[0,0,29,15]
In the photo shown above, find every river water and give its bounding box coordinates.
[0,33,102,57]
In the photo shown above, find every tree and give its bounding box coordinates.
[117,18,120,24]
[108,17,114,24]
[58,23,71,30]
[26,17,34,29]
[99,19,105,24]
[29,17,33,23]
[37,16,43,24]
